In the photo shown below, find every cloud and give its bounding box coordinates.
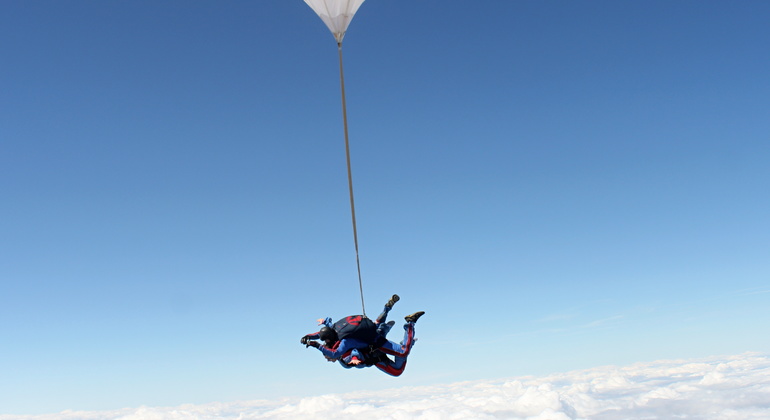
[4,352,769,420]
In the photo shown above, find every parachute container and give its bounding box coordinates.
[304,0,366,44]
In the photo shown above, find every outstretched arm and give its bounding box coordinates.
[301,332,321,345]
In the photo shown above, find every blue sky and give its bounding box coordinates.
[1,0,769,415]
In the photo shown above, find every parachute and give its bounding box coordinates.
[303,0,369,316]
[303,0,366,44]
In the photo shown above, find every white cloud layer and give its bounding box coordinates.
[5,352,769,420]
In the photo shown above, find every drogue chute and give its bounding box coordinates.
[304,0,365,44]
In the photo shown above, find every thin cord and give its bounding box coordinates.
[338,42,367,318]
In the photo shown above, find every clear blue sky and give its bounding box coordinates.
[2,0,769,415]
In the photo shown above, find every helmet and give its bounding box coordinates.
[318,326,338,343]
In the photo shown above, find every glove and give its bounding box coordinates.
[300,335,310,345]
[306,340,320,348]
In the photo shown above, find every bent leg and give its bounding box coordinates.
[379,323,415,358]
[375,356,407,377]
[376,295,400,325]
[375,305,391,325]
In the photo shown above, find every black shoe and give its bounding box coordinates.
[404,311,425,324]
[385,294,400,309]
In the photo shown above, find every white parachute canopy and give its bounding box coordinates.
[304,0,366,44]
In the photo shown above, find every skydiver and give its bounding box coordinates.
[300,294,401,360]
[302,294,424,376]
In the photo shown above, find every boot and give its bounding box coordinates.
[385,294,400,309]
[404,311,425,324]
